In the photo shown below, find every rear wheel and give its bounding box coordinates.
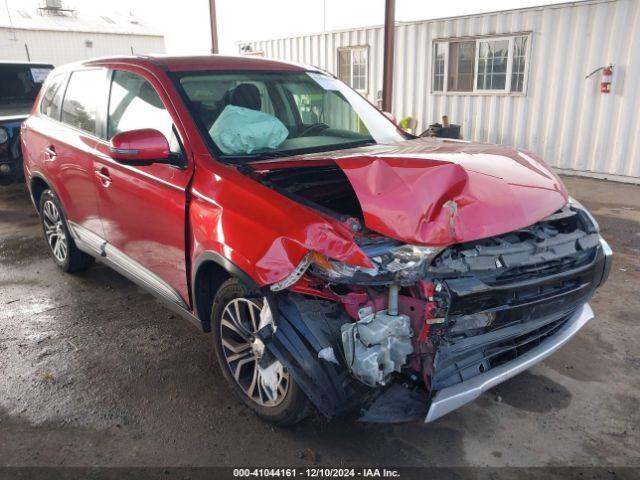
[210,278,311,425]
[39,189,94,273]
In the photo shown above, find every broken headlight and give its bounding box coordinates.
[568,196,599,232]
[308,243,444,285]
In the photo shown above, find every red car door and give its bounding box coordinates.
[92,68,193,305]
[25,69,108,241]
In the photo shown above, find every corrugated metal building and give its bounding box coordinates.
[0,1,164,66]
[244,0,640,182]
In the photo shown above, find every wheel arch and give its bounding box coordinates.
[192,251,260,332]
[30,173,53,214]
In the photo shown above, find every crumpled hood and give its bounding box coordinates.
[334,139,568,245]
[255,137,568,247]
[333,138,568,245]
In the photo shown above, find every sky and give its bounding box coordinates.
[126,0,572,54]
[11,0,571,54]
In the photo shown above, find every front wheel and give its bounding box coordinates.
[210,278,311,425]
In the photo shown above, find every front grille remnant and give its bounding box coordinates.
[429,205,600,280]
[426,203,607,392]
[432,314,572,390]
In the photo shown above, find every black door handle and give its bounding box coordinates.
[95,167,112,186]
[43,145,57,161]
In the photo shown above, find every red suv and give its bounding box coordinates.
[21,55,612,425]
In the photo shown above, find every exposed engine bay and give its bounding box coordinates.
[251,163,612,422]
[257,165,364,219]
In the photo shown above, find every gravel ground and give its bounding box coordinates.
[0,175,638,469]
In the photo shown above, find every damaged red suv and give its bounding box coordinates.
[21,55,612,425]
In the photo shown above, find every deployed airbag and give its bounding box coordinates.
[209,105,289,155]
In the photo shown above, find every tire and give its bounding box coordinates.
[211,278,311,426]
[39,189,94,273]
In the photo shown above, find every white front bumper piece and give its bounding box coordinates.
[425,303,594,423]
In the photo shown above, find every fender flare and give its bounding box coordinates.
[191,250,261,330]
[28,171,56,212]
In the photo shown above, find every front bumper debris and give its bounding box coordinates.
[425,303,594,422]
[259,205,612,423]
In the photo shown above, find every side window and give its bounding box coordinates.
[61,69,105,134]
[108,70,175,148]
[40,73,67,120]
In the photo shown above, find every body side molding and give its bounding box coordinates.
[68,221,202,330]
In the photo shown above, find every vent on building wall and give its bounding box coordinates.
[100,15,115,24]
[45,0,63,9]
[39,0,76,17]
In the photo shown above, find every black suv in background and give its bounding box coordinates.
[0,62,53,185]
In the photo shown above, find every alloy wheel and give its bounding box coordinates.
[42,199,68,263]
[219,298,289,407]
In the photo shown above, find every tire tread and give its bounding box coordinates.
[39,189,94,273]
[210,278,311,426]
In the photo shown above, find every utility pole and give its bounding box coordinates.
[322,0,326,32]
[382,0,395,113]
[208,0,219,54]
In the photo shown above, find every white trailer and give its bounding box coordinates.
[1,1,164,66]
[244,0,640,182]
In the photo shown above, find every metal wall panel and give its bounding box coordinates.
[247,0,640,180]
[0,29,165,65]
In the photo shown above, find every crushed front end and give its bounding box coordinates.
[259,198,612,422]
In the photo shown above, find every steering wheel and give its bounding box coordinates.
[299,122,330,137]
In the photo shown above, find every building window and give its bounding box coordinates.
[433,34,530,95]
[432,43,446,92]
[448,41,475,92]
[511,35,528,92]
[337,47,368,92]
[476,38,509,91]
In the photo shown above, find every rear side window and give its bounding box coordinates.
[108,70,173,142]
[40,73,67,120]
[61,69,105,135]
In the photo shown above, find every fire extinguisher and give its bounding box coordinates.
[601,66,613,94]
[585,64,614,94]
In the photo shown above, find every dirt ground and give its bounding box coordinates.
[0,175,639,469]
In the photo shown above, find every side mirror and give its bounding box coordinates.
[109,129,170,165]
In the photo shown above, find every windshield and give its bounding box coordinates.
[174,70,407,161]
[0,64,53,104]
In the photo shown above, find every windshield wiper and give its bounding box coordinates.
[219,138,378,164]
[221,150,293,162]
